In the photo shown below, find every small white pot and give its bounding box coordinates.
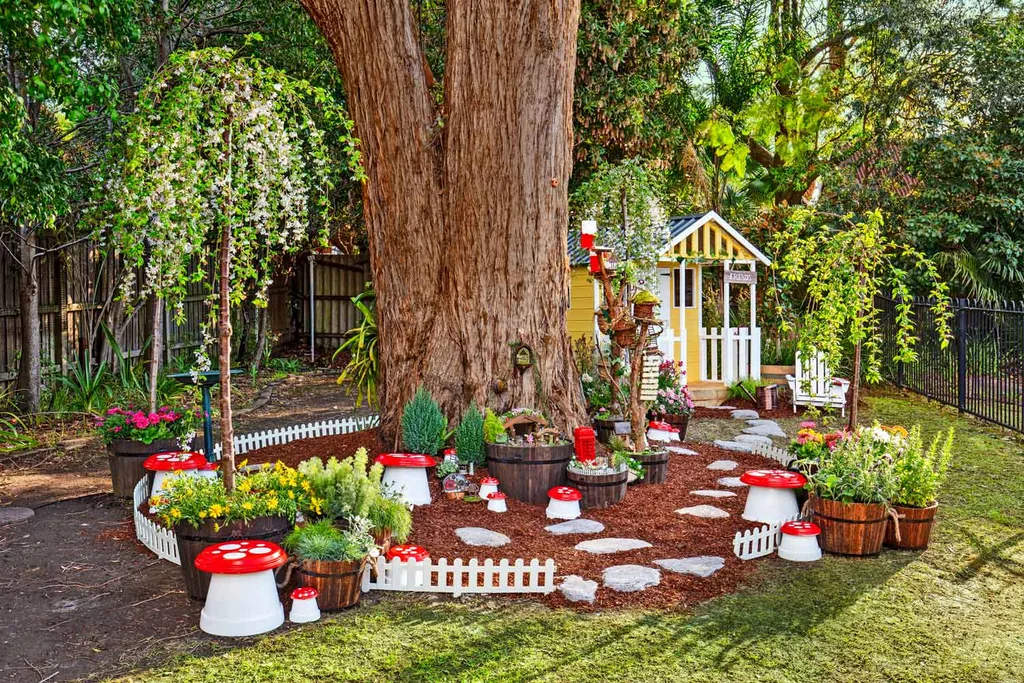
[487,497,508,513]
[778,530,822,562]
[289,596,321,624]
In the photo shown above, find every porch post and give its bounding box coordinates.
[750,264,760,380]
[722,262,734,384]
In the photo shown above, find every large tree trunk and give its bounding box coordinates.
[17,227,42,413]
[301,0,587,444]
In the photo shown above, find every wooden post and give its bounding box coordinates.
[722,262,733,384]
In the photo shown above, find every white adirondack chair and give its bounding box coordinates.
[785,351,851,416]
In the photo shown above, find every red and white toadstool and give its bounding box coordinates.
[143,451,208,496]
[739,469,808,524]
[546,486,583,520]
[778,520,822,562]
[478,476,500,500]
[375,453,437,506]
[647,420,680,444]
[193,540,289,637]
[385,544,431,587]
[486,491,508,513]
[289,586,321,623]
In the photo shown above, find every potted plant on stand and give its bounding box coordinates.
[631,290,660,319]
[886,426,954,550]
[650,360,694,440]
[286,517,376,610]
[98,405,198,498]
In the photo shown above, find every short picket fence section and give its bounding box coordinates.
[133,476,181,565]
[752,442,796,468]
[733,515,801,561]
[133,415,378,564]
[361,556,558,597]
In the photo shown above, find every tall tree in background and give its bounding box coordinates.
[298,1,587,441]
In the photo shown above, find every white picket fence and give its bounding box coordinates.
[133,415,378,563]
[752,442,796,468]
[733,515,801,560]
[133,476,181,565]
[699,326,762,384]
[361,556,558,597]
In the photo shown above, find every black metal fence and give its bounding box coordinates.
[877,295,1024,433]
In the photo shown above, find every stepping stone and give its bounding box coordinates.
[675,504,730,519]
[558,575,598,603]
[730,409,760,420]
[667,446,699,456]
[654,556,726,578]
[0,507,34,525]
[545,519,605,536]
[704,405,738,410]
[735,434,773,446]
[714,439,755,453]
[455,527,511,547]
[742,423,787,438]
[575,537,652,554]
[602,565,661,592]
[717,476,748,487]
[746,419,779,426]
[690,489,736,498]
[707,459,738,471]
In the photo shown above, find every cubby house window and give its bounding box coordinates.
[674,268,696,308]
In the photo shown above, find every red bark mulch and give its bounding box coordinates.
[244,428,785,610]
[694,395,807,421]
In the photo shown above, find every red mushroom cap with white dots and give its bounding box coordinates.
[291,586,319,600]
[193,540,288,574]
[144,451,207,472]
[374,453,437,468]
[385,544,430,562]
[739,469,807,489]
[548,486,582,501]
[781,521,821,536]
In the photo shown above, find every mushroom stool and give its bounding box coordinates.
[478,476,499,500]
[196,460,220,481]
[144,451,207,497]
[486,492,508,513]
[647,420,680,444]
[546,486,582,520]
[289,586,321,623]
[740,469,808,524]
[375,453,436,506]
[778,521,822,562]
[194,540,288,637]
[386,544,430,587]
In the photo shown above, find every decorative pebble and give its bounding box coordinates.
[734,434,773,445]
[713,439,755,453]
[654,556,726,578]
[742,423,787,438]
[575,538,652,555]
[667,446,700,456]
[717,477,748,487]
[730,409,760,420]
[602,565,661,592]
[454,527,511,547]
[707,460,738,471]
[545,519,605,536]
[690,489,736,498]
[0,507,34,525]
[675,505,730,519]
[558,575,598,603]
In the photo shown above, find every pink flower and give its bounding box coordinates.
[799,420,817,429]
[112,426,122,433]
[132,415,150,429]
[107,408,120,415]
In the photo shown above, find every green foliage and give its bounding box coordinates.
[267,357,303,374]
[482,408,507,444]
[55,354,110,414]
[401,386,447,455]
[454,402,485,465]
[367,494,413,544]
[297,449,383,522]
[435,460,459,479]
[0,412,37,452]
[631,289,660,305]
[284,519,375,563]
[725,378,759,402]
[892,427,955,508]
[799,425,902,505]
[611,450,645,481]
[335,286,378,407]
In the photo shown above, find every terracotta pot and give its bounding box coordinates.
[808,494,888,556]
[106,438,181,498]
[885,502,939,550]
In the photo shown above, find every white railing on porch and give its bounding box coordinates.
[699,326,762,383]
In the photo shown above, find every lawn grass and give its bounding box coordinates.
[119,393,1024,683]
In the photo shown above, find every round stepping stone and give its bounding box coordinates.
[0,507,34,525]
[707,459,738,471]
[714,439,755,453]
[455,527,511,547]
[746,419,779,426]
[743,423,787,438]
[675,505,730,519]
[690,489,736,498]
[717,476,748,487]
[654,556,726,578]
[734,433,773,446]
[602,565,661,592]
[545,519,605,536]
[558,575,598,603]
[730,409,760,420]
[575,537,652,554]
[667,446,699,456]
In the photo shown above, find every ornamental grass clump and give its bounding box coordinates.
[284,518,375,562]
[401,386,448,454]
[297,448,383,521]
[367,492,413,543]
[892,426,955,508]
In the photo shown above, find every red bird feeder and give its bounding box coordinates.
[573,426,596,463]
[588,251,601,274]
[581,219,597,250]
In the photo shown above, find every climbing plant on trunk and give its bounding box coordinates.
[102,47,362,489]
[298,0,588,445]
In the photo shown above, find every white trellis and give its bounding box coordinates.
[361,556,557,597]
[752,442,796,468]
[133,415,379,563]
[733,515,800,560]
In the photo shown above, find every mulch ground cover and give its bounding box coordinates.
[694,397,808,421]
[245,428,785,610]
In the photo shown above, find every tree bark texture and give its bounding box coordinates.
[16,227,42,413]
[148,295,164,413]
[300,0,586,444]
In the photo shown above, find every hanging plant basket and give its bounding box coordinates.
[612,323,636,347]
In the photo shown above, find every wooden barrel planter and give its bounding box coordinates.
[296,558,365,610]
[631,451,669,485]
[567,468,628,509]
[808,495,888,556]
[485,443,571,505]
[885,502,939,550]
[593,417,630,445]
[175,515,290,600]
[107,438,180,498]
[656,413,690,441]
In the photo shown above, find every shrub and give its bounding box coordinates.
[483,408,507,444]
[297,448,383,521]
[435,459,459,479]
[367,494,413,543]
[631,289,660,304]
[284,518,375,562]
[799,424,901,505]
[401,385,447,455]
[454,402,485,464]
[892,427,955,507]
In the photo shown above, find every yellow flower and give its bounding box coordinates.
[267,498,278,511]
[199,510,207,519]
[287,490,295,499]
[170,507,181,519]
[242,501,254,511]
[209,503,224,518]
[238,481,252,493]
